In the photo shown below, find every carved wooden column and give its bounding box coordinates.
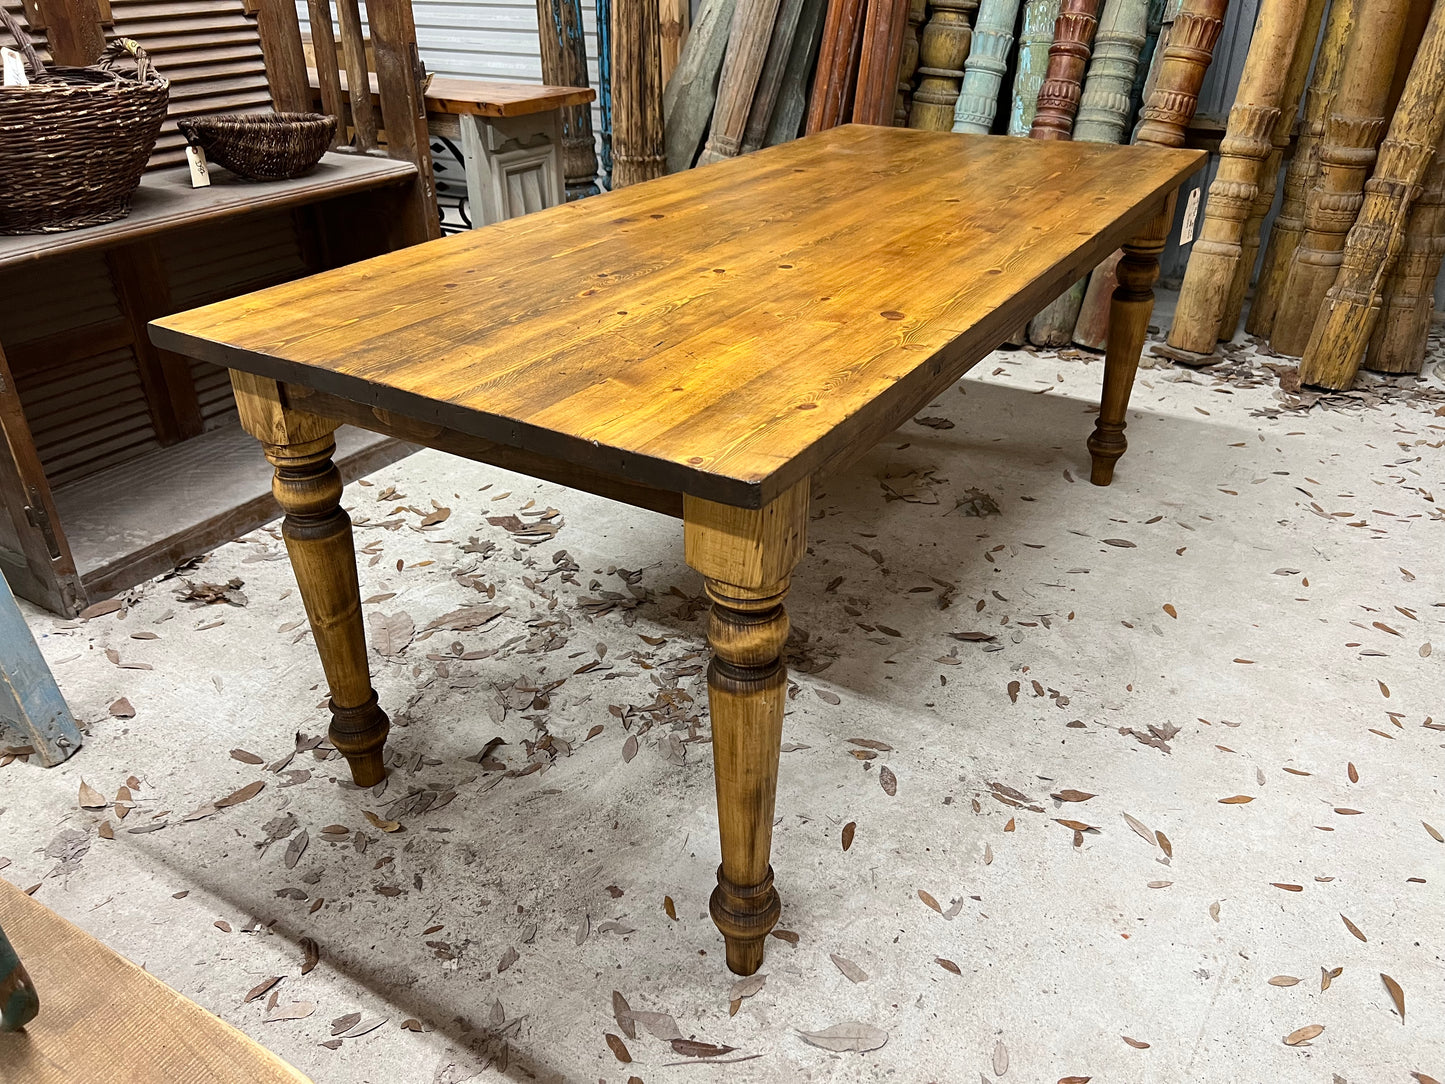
[952,0,1023,133]
[231,373,390,786]
[1269,0,1413,356]
[1074,0,1151,143]
[1366,137,1445,373]
[664,0,737,169]
[1218,0,1330,340]
[684,482,809,976]
[1009,0,1062,134]
[615,0,667,185]
[897,0,929,125]
[537,0,601,199]
[854,0,913,124]
[1248,0,1358,337]
[1298,2,1445,388]
[598,0,615,188]
[908,0,978,130]
[806,0,867,132]
[1166,0,1313,355]
[1027,0,1147,346]
[765,0,831,143]
[699,0,785,164]
[1029,0,1103,139]
[1088,0,1226,485]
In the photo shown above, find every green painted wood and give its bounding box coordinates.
[1010,0,1063,134]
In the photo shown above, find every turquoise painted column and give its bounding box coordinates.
[953,0,1024,133]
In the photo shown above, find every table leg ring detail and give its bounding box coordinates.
[711,865,781,976]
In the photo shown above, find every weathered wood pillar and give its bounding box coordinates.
[663,0,737,170]
[1087,0,1226,484]
[1027,0,1148,347]
[1218,0,1330,340]
[1298,1,1445,388]
[908,0,978,130]
[1268,0,1413,356]
[661,0,691,83]
[615,0,667,185]
[537,0,601,199]
[855,0,913,124]
[1009,0,1064,135]
[765,0,830,143]
[896,0,929,124]
[1248,0,1358,337]
[1166,0,1314,355]
[699,0,784,164]
[952,0,1023,133]
[1365,136,1445,373]
[743,0,810,151]
[1029,0,1103,139]
[806,0,867,132]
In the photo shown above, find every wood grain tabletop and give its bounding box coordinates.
[152,125,1202,507]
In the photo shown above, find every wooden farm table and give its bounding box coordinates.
[152,125,1202,976]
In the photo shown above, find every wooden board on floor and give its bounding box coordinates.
[0,877,313,1083]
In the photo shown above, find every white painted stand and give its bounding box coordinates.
[431,111,567,226]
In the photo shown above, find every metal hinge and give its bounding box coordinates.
[24,488,62,560]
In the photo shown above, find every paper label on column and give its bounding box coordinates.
[1180,187,1201,245]
[186,144,211,188]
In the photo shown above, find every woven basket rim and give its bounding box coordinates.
[181,111,332,127]
[0,76,171,95]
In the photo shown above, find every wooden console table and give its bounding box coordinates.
[153,126,1202,976]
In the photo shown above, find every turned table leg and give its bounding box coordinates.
[684,480,809,975]
[1088,194,1172,486]
[231,373,390,786]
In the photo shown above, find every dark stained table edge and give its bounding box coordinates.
[150,145,1205,510]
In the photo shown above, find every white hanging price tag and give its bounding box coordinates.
[186,144,211,188]
[2,47,28,87]
[1180,186,1201,245]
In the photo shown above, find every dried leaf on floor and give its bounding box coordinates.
[1122,1036,1149,1049]
[993,1040,1008,1075]
[497,946,519,972]
[611,991,636,1040]
[830,954,867,983]
[330,1012,362,1036]
[1283,1024,1323,1046]
[842,821,856,851]
[244,976,282,1003]
[663,896,677,921]
[109,697,135,718]
[628,1010,682,1041]
[879,766,897,796]
[368,612,415,656]
[1269,976,1301,987]
[936,958,960,974]
[1218,795,1254,804]
[284,830,309,870]
[797,1021,888,1052]
[1341,914,1367,942]
[671,1039,736,1058]
[363,810,402,833]
[301,937,320,975]
[217,780,265,808]
[78,780,107,809]
[918,889,942,913]
[730,973,767,1000]
[605,1033,631,1063]
[1381,974,1405,1022]
[1051,790,1095,802]
[230,749,264,765]
[264,1001,316,1022]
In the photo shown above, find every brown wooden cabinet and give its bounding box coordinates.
[0,0,437,615]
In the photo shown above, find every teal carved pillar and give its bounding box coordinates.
[952,0,1023,133]
[1026,0,1150,345]
[1073,0,1150,143]
[1009,0,1063,135]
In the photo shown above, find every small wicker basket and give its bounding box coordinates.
[177,113,337,182]
[0,10,169,234]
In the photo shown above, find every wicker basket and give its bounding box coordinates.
[177,113,337,182]
[0,10,169,235]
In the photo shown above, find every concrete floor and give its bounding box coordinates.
[3,333,1442,1083]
